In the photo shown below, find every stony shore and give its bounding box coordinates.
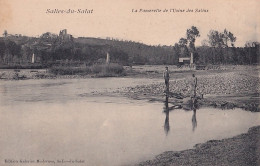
[118,67,260,112]
[138,125,260,166]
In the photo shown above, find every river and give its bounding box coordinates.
[0,78,259,166]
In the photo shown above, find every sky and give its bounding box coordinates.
[0,0,259,47]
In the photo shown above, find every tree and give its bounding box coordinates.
[207,29,237,64]
[201,39,209,46]
[207,29,236,48]
[3,30,8,37]
[6,40,21,61]
[222,29,236,47]
[244,41,260,64]
[0,40,6,61]
[109,47,129,65]
[21,45,33,63]
[186,26,200,53]
[173,43,181,63]
[178,38,188,47]
[245,41,259,48]
[207,30,223,47]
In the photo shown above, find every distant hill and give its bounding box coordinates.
[74,37,175,65]
[0,31,259,66]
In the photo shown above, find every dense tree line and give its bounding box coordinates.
[174,27,259,65]
[197,45,259,65]
[197,28,259,64]
[0,29,259,66]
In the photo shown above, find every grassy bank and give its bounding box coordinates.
[0,63,47,69]
[0,63,126,80]
[49,63,125,77]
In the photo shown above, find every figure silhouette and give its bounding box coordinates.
[191,96,198,132]
[163,96,175,135]
[192,108,197,132]
[163,66,170,96]
[164,96,170,135]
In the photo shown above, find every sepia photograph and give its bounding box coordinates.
[0,0,259,165]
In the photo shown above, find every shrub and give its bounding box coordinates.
[91,63,124,76]
[49,63,125,77]
[0,64,47,69]
[49,66,91,75]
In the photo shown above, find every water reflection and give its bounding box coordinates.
[164,108,170,135]
[192,108,197,132]
[163,96,199,135]
[163,96,175,135]
[191,98,198,132]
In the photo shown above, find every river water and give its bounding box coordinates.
[0,78,259,166]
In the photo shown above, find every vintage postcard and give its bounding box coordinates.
[0,0,259,165]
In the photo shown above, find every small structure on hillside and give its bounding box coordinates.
[178,53,194,65]
[59,29,72,41]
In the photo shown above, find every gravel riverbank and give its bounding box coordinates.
[119,69,260,112]
[138,125,260,166]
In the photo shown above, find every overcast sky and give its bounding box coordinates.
[0,0,259,46]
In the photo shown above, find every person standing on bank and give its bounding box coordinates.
[163,66,170,96]
[192,74,197,96]
[191,74,197,107]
